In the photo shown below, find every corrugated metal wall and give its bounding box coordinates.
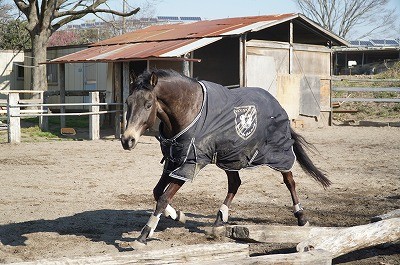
[246,40,331,122]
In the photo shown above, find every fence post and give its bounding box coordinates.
[89,92,100,140]
[39,91,49,131]
[7,92,21,143]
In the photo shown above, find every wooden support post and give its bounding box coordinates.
[289,20,294,74]
[239,34,247,87]
[7,92,21,143]
[59,63,66,128]
[114,62,122,138]
[122,62,130,133]
[182,52,190,77]
[89,92,100,140]
[40,92,48,131]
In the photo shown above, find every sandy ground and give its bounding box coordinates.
[0,125,399,264]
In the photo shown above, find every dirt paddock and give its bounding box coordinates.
[0,125,399,264]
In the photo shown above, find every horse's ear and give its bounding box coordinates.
[150,72,158,87]
[129,71,137,84]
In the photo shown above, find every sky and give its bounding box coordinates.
[103,0,400,39]
[124,0,400,20]
[149,0,299,19]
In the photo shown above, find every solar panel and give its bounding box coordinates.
[157,16,180,21]
[349,40,372,46]
[370,39,399,46]
[349,39,399,47]
[180,17,202,21]
[385,39,399,45]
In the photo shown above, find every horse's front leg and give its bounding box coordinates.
[214,171,241,227]
[282,171,309,226]
[136,178,184,246]
[153,173,186,223]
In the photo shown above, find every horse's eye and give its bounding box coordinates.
[145,102,152,110]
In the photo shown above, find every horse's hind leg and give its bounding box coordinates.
[214,171,241,227]
[282,171,308,226]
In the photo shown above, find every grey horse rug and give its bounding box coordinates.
[158,81,296,182]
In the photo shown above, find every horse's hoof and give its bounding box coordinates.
[211,225,226,238]
[127,240,147,250]
[176,210,186,224]
[302,221,310,227]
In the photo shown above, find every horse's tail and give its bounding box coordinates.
[291,127,331,189]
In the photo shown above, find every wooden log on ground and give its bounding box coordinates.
[371,209,400,222]
[224,224,341,243]
[197,250,332,265]
[12,243,249,265]
[297,218,400,258]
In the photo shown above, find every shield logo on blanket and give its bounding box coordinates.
[234,105,257,140]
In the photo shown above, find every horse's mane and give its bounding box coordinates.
[133,69,197,91]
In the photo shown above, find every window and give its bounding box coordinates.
[46,64,58,84]
[17,65,24,79]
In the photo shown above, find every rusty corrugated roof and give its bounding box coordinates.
[50,13,348,64]
[92,13,295,46]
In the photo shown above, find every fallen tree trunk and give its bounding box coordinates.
[297,218,400,258]
[12,243,249,265]
[371,208,400,222]
[197,250,332,265]
[224,224,341,243]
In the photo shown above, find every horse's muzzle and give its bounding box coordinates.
[121,135,136,150]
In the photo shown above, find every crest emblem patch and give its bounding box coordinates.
[234,105,257,140]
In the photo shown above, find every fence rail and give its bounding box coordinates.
[332,87,400,92]
[332,98,400,103]
[3,90,123,143]
[331,86,400,104]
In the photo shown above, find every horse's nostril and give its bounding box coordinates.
[121,136,135,150]
[129,138,136,148]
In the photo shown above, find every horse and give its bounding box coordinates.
[121,69,331,248]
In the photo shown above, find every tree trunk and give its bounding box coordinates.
[30,31,50,92]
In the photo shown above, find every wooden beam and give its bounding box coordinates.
[14,243,249,265]
[297,218,400,258]
[199,250,332,265]
[371,209,400,222]
[224,225,341,243]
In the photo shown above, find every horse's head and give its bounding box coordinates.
[121,72,159,150]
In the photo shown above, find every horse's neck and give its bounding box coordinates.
[156,79,203,138]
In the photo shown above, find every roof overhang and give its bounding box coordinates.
[49,13,349,64]
[49,37,222,63]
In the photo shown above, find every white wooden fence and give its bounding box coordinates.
[2,90,122,143]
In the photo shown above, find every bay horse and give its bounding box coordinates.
[121,69,331,248]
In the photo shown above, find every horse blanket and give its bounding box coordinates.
[158,81,296,182]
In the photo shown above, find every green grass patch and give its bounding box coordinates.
[22,126,60,140]
[24,116,89,128]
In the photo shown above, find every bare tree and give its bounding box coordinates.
[12,0,139,91]
[294,0,398,39]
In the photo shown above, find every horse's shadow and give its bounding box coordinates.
[0,209,217,249]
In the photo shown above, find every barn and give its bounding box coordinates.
[49,13,348,132]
